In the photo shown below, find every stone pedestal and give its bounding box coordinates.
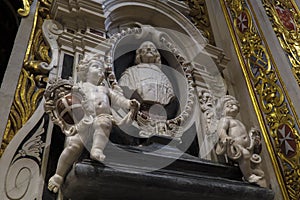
[61,143,274,200]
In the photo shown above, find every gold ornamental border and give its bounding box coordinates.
[0,0,51,157]
[261,0,300,87]
[184,0,216,45]
[221,0,300,199]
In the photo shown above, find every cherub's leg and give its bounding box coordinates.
[90,116,112,162]
[238,148,261,183]
[48,134,84,193]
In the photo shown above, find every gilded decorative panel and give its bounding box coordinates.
[221,0,300,199]
[0,0,51,157]
[185,0,215,44]
[262,0,300,86]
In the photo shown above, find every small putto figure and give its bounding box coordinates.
[44,56,139,193]
[215,95,266,187]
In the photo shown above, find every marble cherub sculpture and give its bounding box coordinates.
[215,95,266,187]
[44,56,139,193]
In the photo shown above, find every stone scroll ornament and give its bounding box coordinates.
[215,95,266,187]
[44,56,140,193]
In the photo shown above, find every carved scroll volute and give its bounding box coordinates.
[42,19,64,71]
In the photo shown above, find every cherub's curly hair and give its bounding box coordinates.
[217,95,240,117]
[76,54,106,82]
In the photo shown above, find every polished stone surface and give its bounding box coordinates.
[61,143,274,200]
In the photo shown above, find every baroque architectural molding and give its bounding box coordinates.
[221,0,300,199]
[0,0,52,157]
[0,104,48,200]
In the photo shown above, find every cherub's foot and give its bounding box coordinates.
[48,174,63,193]
[90,148,106,161]
[248,174,262,183]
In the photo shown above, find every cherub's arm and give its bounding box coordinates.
[217,117,230,143]
[109,89,140,122]
[109,89,131,109]
[109,89,139,112]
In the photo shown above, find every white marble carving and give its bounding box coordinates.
[215,95,266,187]
[118,41,177,137]
[106,26,196,139]
[13,120,45,163]
[198,89,219,160]
[0,106,47,200]
[44,55,139,193]
[42,19,63,72]
[119,41,175,105]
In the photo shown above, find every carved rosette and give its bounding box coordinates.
[222,0,300,199]
[105,26,196,139]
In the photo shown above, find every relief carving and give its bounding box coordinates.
[44,56,139,193]
[215,95,266,187]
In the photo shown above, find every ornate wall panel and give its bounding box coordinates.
[184,0,215,44]
[262,0,300,86]
[0,0,51,157]
[221,0,300,199]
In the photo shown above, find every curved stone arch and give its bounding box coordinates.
[103,0,208,61]
[104,26,196,138]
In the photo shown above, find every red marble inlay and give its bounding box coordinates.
[275,6,296,31]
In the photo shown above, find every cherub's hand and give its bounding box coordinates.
[129,99,140,119]
[72,85,80,92]
[220,136,233,145]
[64,126,77,136]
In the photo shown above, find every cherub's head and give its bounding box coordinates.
[219,95,240,117]
[135,41,161,65]
[77,56,106,85]
[199,90,213,106]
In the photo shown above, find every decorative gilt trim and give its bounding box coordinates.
[262,0,300,86]
[1,0,52,157]
[184,0,215,45]
[18,0,52,17]
[221,0,300,199]
[18,0,33,17]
